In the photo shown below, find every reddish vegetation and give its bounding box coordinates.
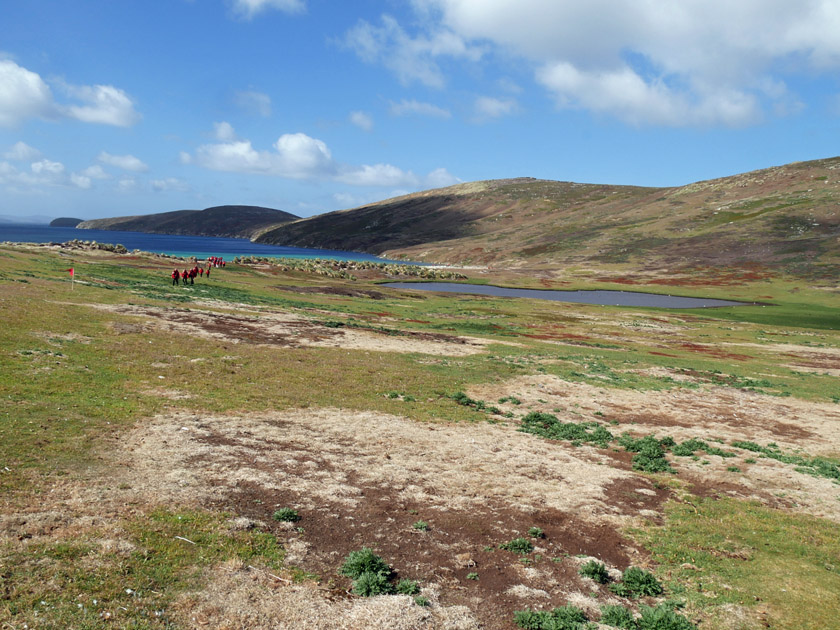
[678,342,753,361]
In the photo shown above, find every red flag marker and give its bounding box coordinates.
[65,268,74,277]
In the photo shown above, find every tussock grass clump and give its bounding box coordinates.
[609,567,664,598]
[513,605,588,629]
[579,559,610,584]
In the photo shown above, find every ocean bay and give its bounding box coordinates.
[0,225,401,262]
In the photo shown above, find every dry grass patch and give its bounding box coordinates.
[470,374,840,522]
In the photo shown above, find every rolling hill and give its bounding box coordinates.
[255,158,840,273]
[77,205,299,239]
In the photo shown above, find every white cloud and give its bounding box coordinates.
[0,59,140,127]
[234,90,272,117]
[97,151,149,172]
[81,164,110,179]
[31,159,64,175]
[231,0,305,19]
[343,14,482,88]
[0,60,55,127]
[117,177,137,192]
[349,110,374,131]
[424,167,460,188]
[274,133,334,177]
[187,126,456,191]
[214,121,237,141]
[151,177,189,192]
[61,84,141,127]
[393,0,840,126]
[0,154,105,192]
[536,61,759,126]
[3,141,41,161]
[337,163,419,187]
[70,173,92,189]
[473,96,518,120]
[193,133,335,179]
[389,99,451,118]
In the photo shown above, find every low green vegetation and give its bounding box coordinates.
[339,548,421,598]
[637,496,840,630]
[609,567,664,598]
[500,537,535,555]
[272,508,300,522]
[579,559,610,584]
[513,605,589,630]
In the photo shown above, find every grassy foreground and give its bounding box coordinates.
[1,243,838,629]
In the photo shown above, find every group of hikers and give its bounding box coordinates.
[171,256,226,286]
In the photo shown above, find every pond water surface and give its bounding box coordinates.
[382,282,753,309]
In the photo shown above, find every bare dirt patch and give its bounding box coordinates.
[113,408,668,628]
[83,303,492,356]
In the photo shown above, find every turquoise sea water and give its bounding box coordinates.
[0,225,405,262]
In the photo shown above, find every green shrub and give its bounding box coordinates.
[579,560,610,584]
[395,578,420,595]
[466,572,479,580]
[352,570,393,597]
[272,508,300,522]
[528,526,545,539]
[637,604,695,629]
[500,537,534,554]
[413,520,429,531]
[513,605,588,629]
[610,567,663,598]
[414,596,430,607]
[340,548,392,580]
[519,412,614,448]
[620,435,673,473]
[600,604,636,629]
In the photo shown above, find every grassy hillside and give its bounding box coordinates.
[1,242,838,629]
[255,158,840,274]
[78,205,299,239]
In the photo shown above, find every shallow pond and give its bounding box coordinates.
[382,282,753,308]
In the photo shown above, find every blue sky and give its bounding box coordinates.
[2,0,840,221]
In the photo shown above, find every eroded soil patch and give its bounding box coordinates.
[85,303,492,356]
[115,409,668,629]
[470,374,840,522]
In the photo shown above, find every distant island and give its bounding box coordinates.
[50,217,84,227]
[77,205,299,239]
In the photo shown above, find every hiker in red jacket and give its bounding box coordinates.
[171,269,179,285]
[182,269,189,285]
[205,266,211,279]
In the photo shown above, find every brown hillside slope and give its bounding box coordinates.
[78,205,299,239]
[255,159,840,272]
